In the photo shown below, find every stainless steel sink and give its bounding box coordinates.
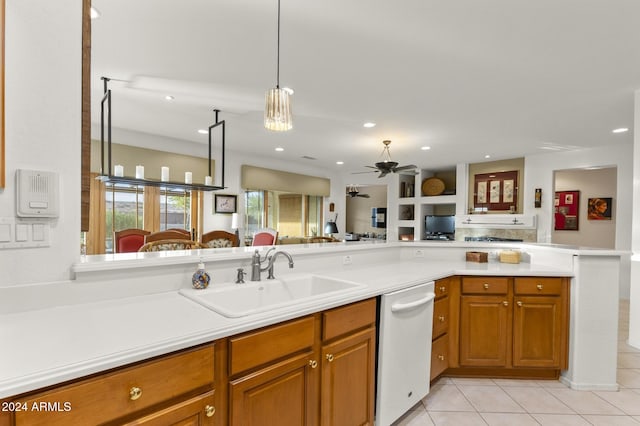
[180,274,365,318]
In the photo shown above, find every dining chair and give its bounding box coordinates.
[252,228,278,246]
[114,228,151,253]
[145,230,192,243]
[138,239,205,252]
[201,230,239,248]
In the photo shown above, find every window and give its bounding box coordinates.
[105,183,144,253]
[244,190,324,241]
[159,188,192,231]
[100,184,194,253]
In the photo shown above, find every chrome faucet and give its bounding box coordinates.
[250,248,294,281]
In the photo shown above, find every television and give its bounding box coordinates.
[425,215,455,238]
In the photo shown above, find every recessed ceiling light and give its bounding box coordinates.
[90,7,101,19]
[275,147,284,152]
[282,87,294,95]
[363,122,376,128]
[198,129,208,134]
[485,155,491,159]
[336,161,344,165]
[165,95,175,101]
[612,127,629,133]
[421,146,431,150]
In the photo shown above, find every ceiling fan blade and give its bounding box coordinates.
[357,194,371,198]
[393,164,417,172]
[378,171,389,178]
[351,170,378,174]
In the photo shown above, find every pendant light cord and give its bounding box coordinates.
[276,0,281,89]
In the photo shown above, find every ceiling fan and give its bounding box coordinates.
[347,185,370,198]
[354,140,418,178]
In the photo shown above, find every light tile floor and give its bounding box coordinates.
[394,300,640,426]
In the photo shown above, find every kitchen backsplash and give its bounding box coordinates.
[455,227,537,242]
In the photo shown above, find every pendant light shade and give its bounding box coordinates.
[264,0,292,131]
[265,87,292,131]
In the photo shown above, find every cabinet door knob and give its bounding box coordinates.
[326,354,334,362]
[483,283,490,290]
[129,386,142,401]
[309,360,318,369]
[438,354,445,361]
[438,315,446,322]
[439,286,446,293]
[205,405,216,417]
[537,284,543,290]
[502,301,509,306]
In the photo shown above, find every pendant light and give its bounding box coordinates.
[264,0,292,131]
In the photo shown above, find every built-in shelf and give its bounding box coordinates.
[97,175,223,191]
[418,194,458,204]
[455,214,537,229]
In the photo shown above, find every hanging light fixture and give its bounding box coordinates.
[264,0,292,131]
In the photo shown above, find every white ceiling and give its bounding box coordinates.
[90,0,639,175]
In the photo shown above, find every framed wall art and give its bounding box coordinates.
[473,170,518,211]
[554,190,579,230]
[214,194,237,214]
[587,197,612,220]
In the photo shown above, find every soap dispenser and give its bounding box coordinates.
[192,259,211,289]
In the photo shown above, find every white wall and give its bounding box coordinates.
[0,1,81,287]
[524,144,633,298]
[553,168,617,248]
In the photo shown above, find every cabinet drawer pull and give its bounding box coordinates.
[517,301,523,307]
[439,286,447,293]
[438,315,446,322]
[438,354,445,361]
[326,354,334,362]
[537,284,543,290]
[502,301,508,306]
[483,283,490,290]
[309,360,318,369]
[205,405,216,417]
[129,386,142,401]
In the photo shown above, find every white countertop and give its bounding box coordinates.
[0,257,571,399]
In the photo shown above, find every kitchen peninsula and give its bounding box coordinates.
[0,241,621,424]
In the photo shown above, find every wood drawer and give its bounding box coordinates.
[322,298,376,341]
[434,278,450,299]
[462,277,509,294]
[432,297,449,339]
[123,390,216,425]
[229,315,315,376]
[431,334,449,381]
[14,344,215,426]
[515,277,564,296]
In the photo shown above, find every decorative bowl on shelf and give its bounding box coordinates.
[422,177,445,196]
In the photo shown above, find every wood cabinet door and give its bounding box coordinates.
[321,327,375,426]
[513,296,563,368]
[229,351,319,426]
[459,295,511,367]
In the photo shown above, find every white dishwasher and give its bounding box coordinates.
[376,281,435,426]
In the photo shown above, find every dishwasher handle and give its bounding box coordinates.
[390,292,436,313]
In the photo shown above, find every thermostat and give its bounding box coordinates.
[16,169,60,218]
